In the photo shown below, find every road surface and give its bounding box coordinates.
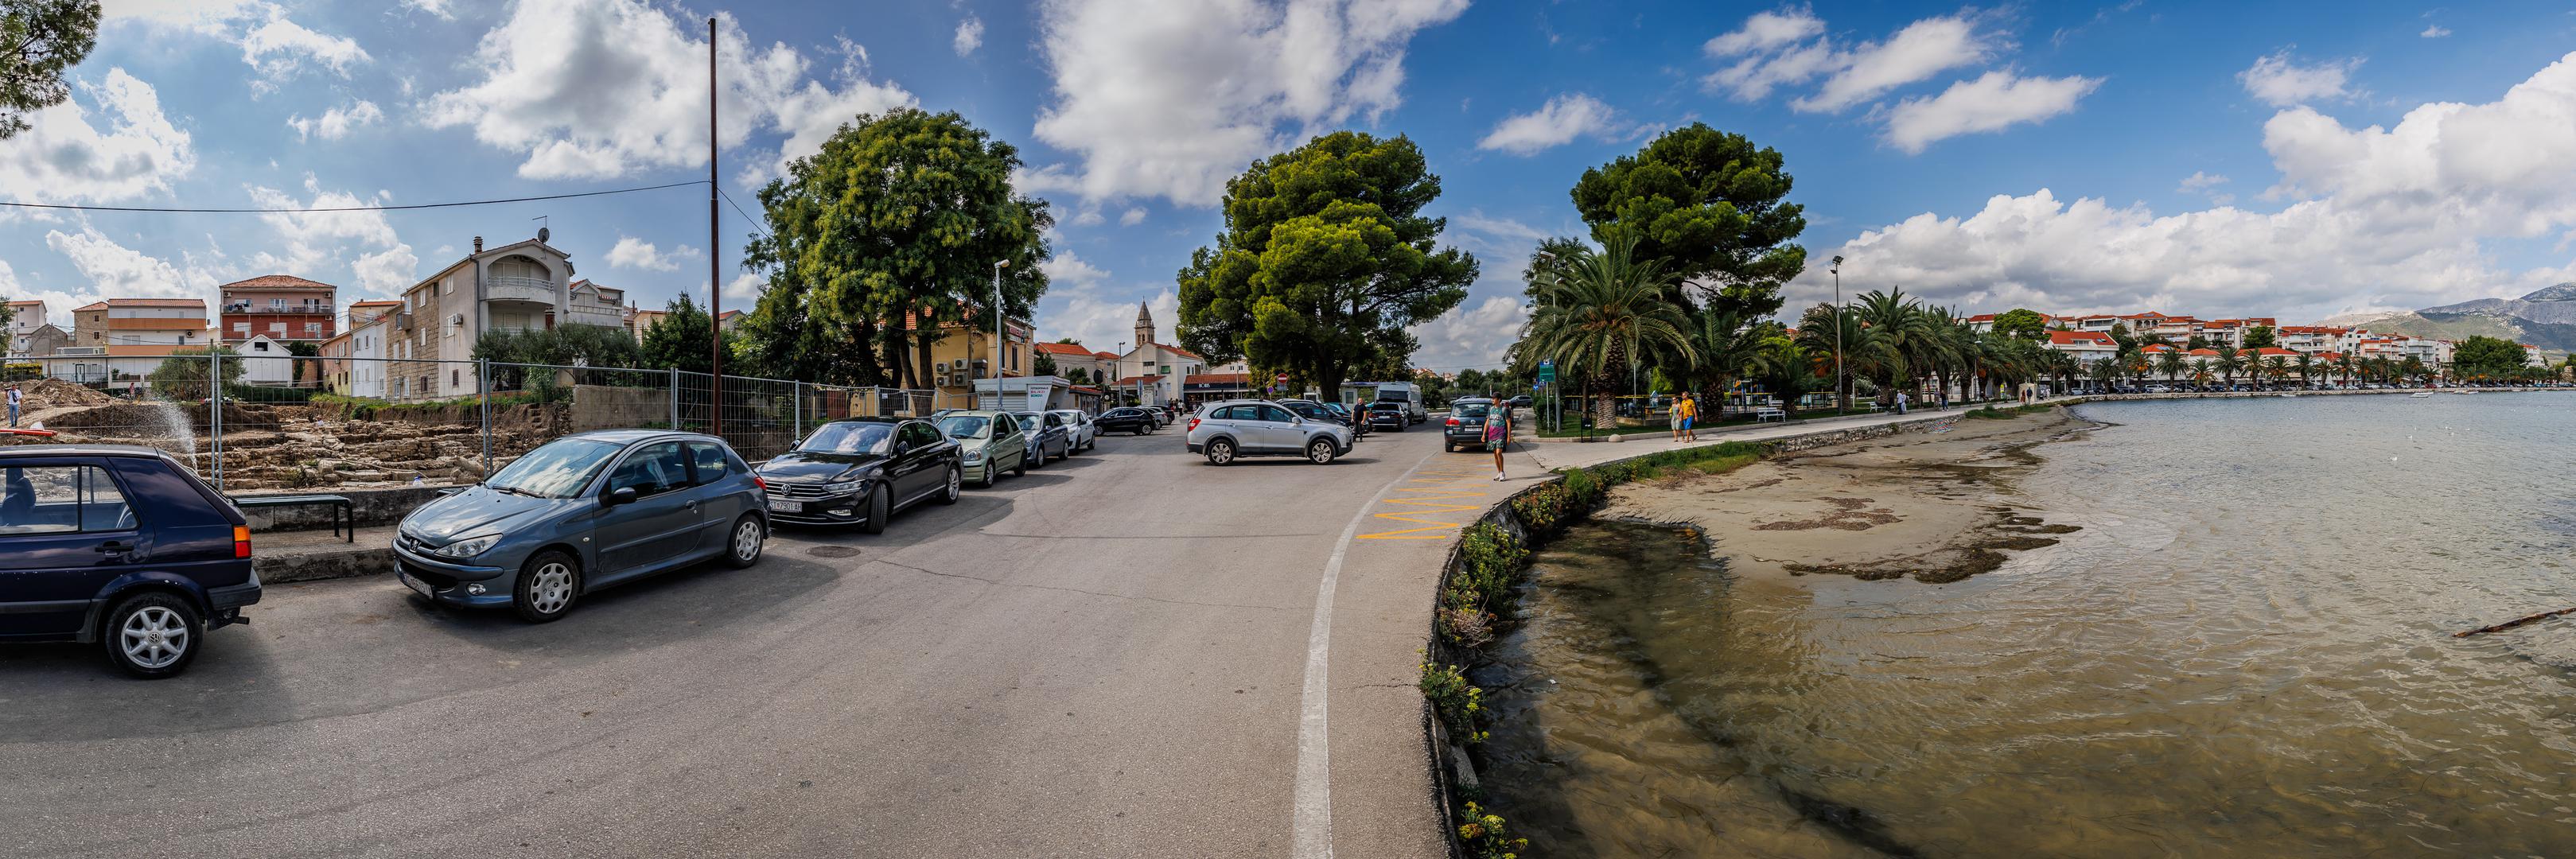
[0,422,1514,858]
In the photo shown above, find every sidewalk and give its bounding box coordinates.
[1509,406,1962,472]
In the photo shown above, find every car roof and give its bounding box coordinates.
[1453,397,1494,403]
[561,429,731,446]
[821,416,907,425]
[0,443,184,458]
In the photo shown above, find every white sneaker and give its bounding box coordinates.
[1493,472,1505,480]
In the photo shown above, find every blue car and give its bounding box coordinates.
[395,430,768,624]
[0,445,259,678]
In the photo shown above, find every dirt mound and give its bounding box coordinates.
[20,379,115,409]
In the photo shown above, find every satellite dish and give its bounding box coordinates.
[537,226,551,243]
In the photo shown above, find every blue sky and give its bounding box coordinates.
[8,0,2576,373]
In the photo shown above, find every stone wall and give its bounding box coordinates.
[233,485,453,530]
[570,383,670,431]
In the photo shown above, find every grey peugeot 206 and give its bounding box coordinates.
[393,430,769,623]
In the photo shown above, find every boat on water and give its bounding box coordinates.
[2411,392,2434,398]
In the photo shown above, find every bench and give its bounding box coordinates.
[229,493,355,543]
[1754,406,1788,422]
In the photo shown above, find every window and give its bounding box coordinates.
[305,323,322,334]
[450,369,460,387]
[1256,405,1294,422]
[686,441,730,485]
[252,341,270,352]
[269,298,286,309]
[232,322,249,333]
[1216,405,1256,421]
[0,464,132,535]
[607,442,691,497]
[902,422,943,449]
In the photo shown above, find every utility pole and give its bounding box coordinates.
[992,259,1009,410]
[1830,255,1845,414]
[707,17,724,437]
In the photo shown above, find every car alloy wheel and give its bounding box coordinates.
[1206,438,1235,465]
[1307,439,1337,464]
[939,465,962,504]
[727,514,765,566]
[514,551,582,624]
[113,599,194,675]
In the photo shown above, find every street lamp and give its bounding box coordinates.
[992,259,1009,409]
[1830,255,1845,414]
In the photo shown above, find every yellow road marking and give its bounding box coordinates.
[1355,468,1494,540]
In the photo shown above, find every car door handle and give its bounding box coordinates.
[95,541,130,554]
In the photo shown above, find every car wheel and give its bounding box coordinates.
[1307,439,1338,464]
[978,463,998,488]
[726,513,766,566]
[860,484,890,535]
[103,592,200,678]
[937,465,962,504]
[1205,438,1236,465]
[1133,426,1147,436]
[1442,441,1453,453]
[512,550,582,624]
[1393,422,1404,432]
[1012,451,1028,476]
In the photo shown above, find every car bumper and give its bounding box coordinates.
[392,542,516,608]
[1185,442,1202,453]
[963,461,997,481]
[765,490,868,524]
[207,572,262,610]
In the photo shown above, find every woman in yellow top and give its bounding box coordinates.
[1672,394,1695,441]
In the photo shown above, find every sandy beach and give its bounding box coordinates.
[1601,408,2090,583]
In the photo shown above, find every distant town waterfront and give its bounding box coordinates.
[1483,394,2576,857]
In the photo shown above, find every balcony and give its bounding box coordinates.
[222,305,333,314]
[485,275,557,306]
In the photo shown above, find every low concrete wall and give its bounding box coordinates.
[232,485,450,531]
[255,545,392,584]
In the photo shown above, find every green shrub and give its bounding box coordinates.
[1418,659,1488,745]
[1456,802,1528,859]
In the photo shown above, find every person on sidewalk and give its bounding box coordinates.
[1895,391,1909,414]
[1669,394,1688,442]
[6,383,19,428]
[1488,402,1511,480]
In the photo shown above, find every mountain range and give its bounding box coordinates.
[2331,283,2576,352]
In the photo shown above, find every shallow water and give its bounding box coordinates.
[1483,393,2576,857]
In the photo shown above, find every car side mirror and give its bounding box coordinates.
[894,441,912,456]
[604,486,639,507]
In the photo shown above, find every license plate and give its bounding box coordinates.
[399,569,433,597]
[767,498,803,513]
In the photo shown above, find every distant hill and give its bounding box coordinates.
[2332,283,2576,352]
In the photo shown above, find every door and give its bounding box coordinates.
[1043,413,1067,456]
[683,441,743,552]
[892,422,942,502]
[1250,404,1304,452]
[0,461,144,638]
[594,441,705,577]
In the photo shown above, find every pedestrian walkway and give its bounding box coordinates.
[1513,406,1958,472]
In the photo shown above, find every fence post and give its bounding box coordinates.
[792,381,802,439]
[209,350,223,492]
[669,367,681,430]
[478,359,492,475]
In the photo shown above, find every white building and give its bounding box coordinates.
[2045,330,2119,365]
[391,232,622,400]
[235,334,295,385]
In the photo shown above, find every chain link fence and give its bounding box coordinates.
[0,352,932,492]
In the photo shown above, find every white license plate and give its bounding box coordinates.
[767,499,803,513]
[399,570,433,597]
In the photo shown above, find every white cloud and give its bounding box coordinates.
[1703,8,1823,57]
[1447,209,1551,259]
[403,0,454,20]
[1703,10,1997,113]
[2420,25,2450,38]
[286,99,383,141]
[1119,207,1146,226]
[1029,0,1470,205]
[1796,15,1995,112]
[1799,51,2576,324]
[240,177,416,297]
[2177,170,2234,205]
[1034,251,1174,354]
[421,0,912,181]
[2239,49,2364,107]
[954,15,984,56]
[45,227,215,299]
[237,9,370,89]
[1477,93,1628,154]
[351,246,421,296]
[1407,294,1527,372]
[0,68,194,204]
[1882,70,2098,153]
[724,273,764,301]
[1070,207,1104,227]
[103,1,369,91]
[604,236,702,272]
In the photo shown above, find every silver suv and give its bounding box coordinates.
[1186,399,1354,465]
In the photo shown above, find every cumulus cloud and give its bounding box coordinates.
[954,15,983,56]
[2177,170,2233,204]
[1033,251,1173,354]
[2239,49,2364,107]
[241,177,416,295]
[2420,25,2450,38]
[236,9,370,89]
[1029,0,1469,205]
[1477,93,1627,155]
[1119,207,1146,226]
[1797,51,2576,323]
[421,0,912,181]
[1704,8,1999,113]
[604,236,701,272]
[0,68,194,204]
[403,0,454,20]
[1702,7,1822,57]
[45,227,216,299]
[286,99,383,141]
[1407,293,1527,373]
[1882,70,2099,153]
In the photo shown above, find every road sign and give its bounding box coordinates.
[1274,373,1290,383]
[1537,360,1556,383]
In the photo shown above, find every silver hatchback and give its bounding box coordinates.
[1185,399,1354,465]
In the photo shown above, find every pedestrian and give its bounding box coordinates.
[1682,394,1698,441]
[1488,400,1510,481]
[1897,391,1909,414]
[1669,393,1686,441]
[6,383,19,428]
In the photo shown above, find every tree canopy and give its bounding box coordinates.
[1568,123,1806,320]
[739,107,1051,388]
[0,0,99,141]
[1991,309,2049,340]
[2452,336,2528,379]
[2242,325,2278,349]
[1176,130,1477,402]
[640,294,733,375]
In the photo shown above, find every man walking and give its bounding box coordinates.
[6,383,20,428]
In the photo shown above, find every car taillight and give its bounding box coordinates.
[233,525,251,558]
[1188,418,1200,433]
[1446,417,1461,426]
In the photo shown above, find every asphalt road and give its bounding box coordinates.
[0,422,1471,858]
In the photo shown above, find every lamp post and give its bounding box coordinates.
[991,259,1009,409]
[1830,255,1845,414]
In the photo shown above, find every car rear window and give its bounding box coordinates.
[1454,402,1491,418]
[0,464,133,534]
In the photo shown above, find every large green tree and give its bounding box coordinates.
[2242,324,2278,349]
[740,107,1051,389]
[1515,235,1695,430]
[1568,123,1806,320]
[1990,308,2049,341]
[1,0,98,141]
[640,294,733,375]
[2452,335,2528,380]
[1176,130,1477,402]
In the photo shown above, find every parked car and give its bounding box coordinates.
[1508,395,1533,408]
[1366,401,1407,431]
[936,410,1029,487]
[1321,402,1369,438]
[1014,411,1074,464]
[1373,382,1429,424]
[1276,399,1358,441]
[394,431,767,624]
[1186,399,1353,465]
[0,445,259,678]
[1095,407,1158,436]
[1050,410,1099,453]
[756,418,961,533]
[1442,398,1496,453]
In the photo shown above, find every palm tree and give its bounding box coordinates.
[1518,235,1697,431]
[2334,352,2356,387]
[1795,302,1878,412]
[2189,358,2213,387]
[2155,349,2186,387]
[1683,308,1762,422]
[2263,356,2290,390]
[2215,346,2243,388]
[1850,288,1939,407]
[2293,352,2315,388]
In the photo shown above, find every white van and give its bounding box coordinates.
[1370,383,1427,425]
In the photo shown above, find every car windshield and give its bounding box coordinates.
[937,415,993,439]
[799,422,895,454]
[1454,402,1492,418]
[487,438,621,498]
[1014,413,1042,430]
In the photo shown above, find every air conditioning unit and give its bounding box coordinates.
[935,371,952,387]
[950,358,969,371]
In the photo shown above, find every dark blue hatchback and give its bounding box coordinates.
[0,445,259,678]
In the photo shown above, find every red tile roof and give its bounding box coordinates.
[1034,342,1094,356]
[75,298,205,309]
[2186,348,2220,356]
[218,274,337,291]
[1091,352,1119,360]
[1149,342,1202,360]
[2048,330,2115,347]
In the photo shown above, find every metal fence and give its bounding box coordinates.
[0,353,936,492]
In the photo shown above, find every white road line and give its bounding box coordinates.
[1292,451,1440,859]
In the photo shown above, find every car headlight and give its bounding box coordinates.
[827,474,869,492]
[433,532,504,559]
[962,450,984,464]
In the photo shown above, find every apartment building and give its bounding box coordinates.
[390,232,620,400]
[62,298,212,384]
[7,299,68,358]
[218,274,337,344]
[2045,330,2119,365]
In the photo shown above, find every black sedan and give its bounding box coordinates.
[1366,402,1407,430]
[756,418,961,534]
[1095,407,1158,435]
